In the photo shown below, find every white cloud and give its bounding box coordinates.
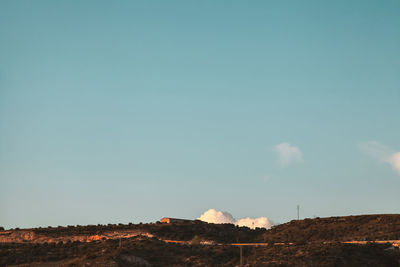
[197,209,235,224]
[236,217,273,229]
[197,209,274,229]
[359,141,400,175]
[275,142,303,167]
[388,152,400,174]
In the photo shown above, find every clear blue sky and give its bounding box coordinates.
[1,0,399,229]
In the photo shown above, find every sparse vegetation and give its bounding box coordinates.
[262,214,400,243]
[1,214,400,266]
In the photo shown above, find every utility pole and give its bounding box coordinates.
[297,205,300,220]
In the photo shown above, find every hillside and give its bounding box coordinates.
[1,214,400,266]
[2,236,400,266]
[0,220,265,244]
[262,214,400,243]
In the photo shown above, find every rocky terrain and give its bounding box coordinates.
[262,214,400,243]
[1,214,400,266]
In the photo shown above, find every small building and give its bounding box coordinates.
[160,217,192,224]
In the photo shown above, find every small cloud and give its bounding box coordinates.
[197,209,235,224]
[359,141,400,175]
[275,142,303,167]
[388,152,400,174]
[236,217,273,229]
